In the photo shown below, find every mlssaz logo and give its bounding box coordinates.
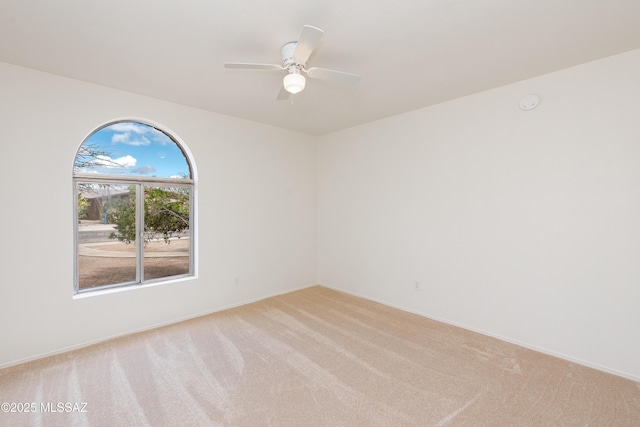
[40,402,88,413]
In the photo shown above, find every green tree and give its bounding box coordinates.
[77,194,89,220]
[107,187,137,243]
[108,186,189,245]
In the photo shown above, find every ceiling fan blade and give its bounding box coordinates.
[306,67,361,85]
[276,85,290,101]
[293,25,324,63]
[224,62,283,70]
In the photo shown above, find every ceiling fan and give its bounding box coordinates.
[224,25,361,100]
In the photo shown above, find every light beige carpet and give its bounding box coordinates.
[1,286,639,426]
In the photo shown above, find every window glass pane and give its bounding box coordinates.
[75,122,190,179]
[143,185,191,281]
[77,183,137,289]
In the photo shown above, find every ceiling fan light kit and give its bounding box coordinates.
[283,72,306,94]
[224,25,361,99]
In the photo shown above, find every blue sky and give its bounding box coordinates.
[76,122,190,178]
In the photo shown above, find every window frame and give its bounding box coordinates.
[73,120,195,295]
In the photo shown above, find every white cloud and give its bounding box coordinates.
[94,154,137,169]
[127,136,151,146]
[109,122,150,134]
[112,133,130,143]
[113,155,137,168]
[149,127,173,146]
[111,132,151,146]
[106,122,172,146]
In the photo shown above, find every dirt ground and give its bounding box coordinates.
[78,239,190,289]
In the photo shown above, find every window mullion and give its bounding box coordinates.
[136,184,145,284]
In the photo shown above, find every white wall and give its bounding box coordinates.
[0,62,318,367]
[318,49,640,381]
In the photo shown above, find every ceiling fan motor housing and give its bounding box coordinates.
[281,42,300,67]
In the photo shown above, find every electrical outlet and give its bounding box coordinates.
[414,281,420,291]
[234,276,240,287]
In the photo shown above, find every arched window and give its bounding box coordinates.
[73,120,194,293]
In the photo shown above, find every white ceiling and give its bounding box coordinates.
[1,0,639,135]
